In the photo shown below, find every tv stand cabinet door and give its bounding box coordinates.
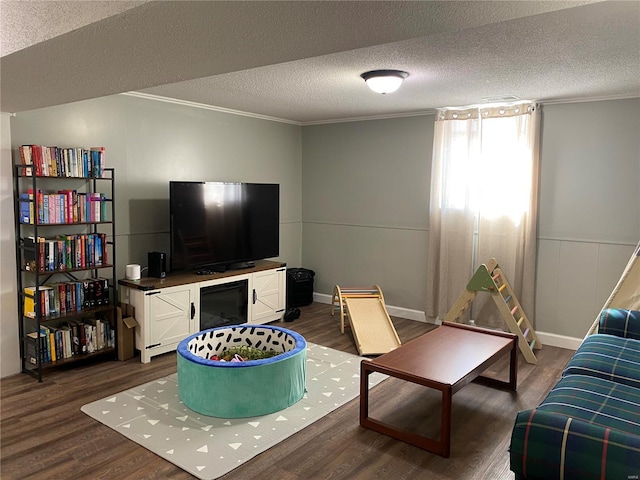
[251,267,286,324]
[143,285,195,363]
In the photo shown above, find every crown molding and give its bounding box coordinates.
[124,91,437,126]
[121,92,302,126]
[300,110,436,126]
[539,94,640,106]
[122,91,639,127]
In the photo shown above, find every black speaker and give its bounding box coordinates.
[148,251,166,278]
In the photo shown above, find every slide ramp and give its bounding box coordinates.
[332,285,401,356]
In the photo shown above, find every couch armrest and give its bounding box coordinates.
[599,308,640,340]
[509,409,640,480]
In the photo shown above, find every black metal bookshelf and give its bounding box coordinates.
[13,162,117,381]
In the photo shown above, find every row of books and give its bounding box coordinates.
[23,234,109,273]
[18,145,107,178]
[25,318,114,364]
[23,278,110,318]
[19,189,108,225]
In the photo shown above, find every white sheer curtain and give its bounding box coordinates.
[427,102,540,329]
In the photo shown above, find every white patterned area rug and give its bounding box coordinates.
[81,343,386,480]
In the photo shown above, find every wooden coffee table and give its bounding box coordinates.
[360,321,517,457]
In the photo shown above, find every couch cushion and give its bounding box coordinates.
[563,333,640,389]
[539,374,640,434]
[510,374,640,480]
[599,308,640,340]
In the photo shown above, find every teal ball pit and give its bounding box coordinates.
[177,325,306,418]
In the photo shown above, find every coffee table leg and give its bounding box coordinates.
[360,361,370,425]
[509,339,518,391]
[441,386,452,458]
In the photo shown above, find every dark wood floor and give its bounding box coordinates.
[1,302,575,480]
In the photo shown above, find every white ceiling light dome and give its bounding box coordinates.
[360,70,409,94]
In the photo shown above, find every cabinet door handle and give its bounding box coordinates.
[253,289,257,304]
[191,302,195,319]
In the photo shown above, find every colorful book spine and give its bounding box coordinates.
[18,145,33,176]
[22,279,109,320]
[16,145,106,178]
[19,191,33,224]
[27,190,111,225]
[23,234,108,273]
[23,286,37,317]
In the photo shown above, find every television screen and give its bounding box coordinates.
[169,182,279,272]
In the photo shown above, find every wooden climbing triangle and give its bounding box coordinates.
[444,259,542,364]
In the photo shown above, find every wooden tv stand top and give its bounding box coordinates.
[118,259,286,291]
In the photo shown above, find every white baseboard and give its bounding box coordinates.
[312,292,580,350]
[314,293,436,325]
[535,331,581,351]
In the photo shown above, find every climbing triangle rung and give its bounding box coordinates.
[510,305,518,316]
[517,317,524,327]
[523,328,530,339]
[504,295,512,304]
[498,284,507,293]
[529,339,536,350]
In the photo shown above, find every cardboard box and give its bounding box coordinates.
[117,303,139,361]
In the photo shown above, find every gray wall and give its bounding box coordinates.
[9,95,303,280]
[3,95,302,377]
[301,99,639,342]
[302,116,433,316]
[535,99,640,339]
[2,96,639,378]
[1,113,20,377]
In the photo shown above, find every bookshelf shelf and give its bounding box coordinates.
[27,221,114,226]
[13,147,117,382]
[25,304,116,323]
[23,343,115,371]
[46,347,115,367]
[17,174,113,180]
[21,264,114,274]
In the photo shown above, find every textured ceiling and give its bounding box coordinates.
[1,1,639,124]
[0,1,149,56]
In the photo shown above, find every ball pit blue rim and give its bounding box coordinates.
[177,324,306,368]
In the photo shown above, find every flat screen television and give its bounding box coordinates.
[169,181,279,272]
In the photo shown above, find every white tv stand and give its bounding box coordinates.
[118,260,286,363]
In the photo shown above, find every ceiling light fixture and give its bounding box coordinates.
[360,70,409,94]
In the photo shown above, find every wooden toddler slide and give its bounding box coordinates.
[331,285,401,356]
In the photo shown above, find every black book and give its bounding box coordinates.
[25,332,46,365]
[22,237,38,271]
[83,280,95,308]
[93,278,110,306]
